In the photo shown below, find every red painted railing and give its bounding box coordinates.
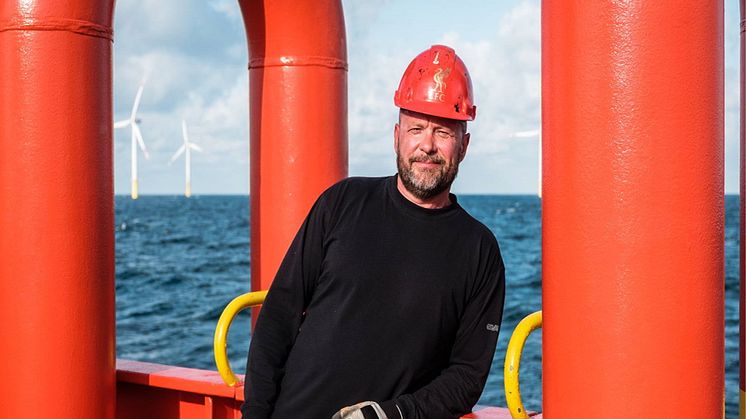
[116,359,539,419]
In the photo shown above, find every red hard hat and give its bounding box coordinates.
[394,45,476,121]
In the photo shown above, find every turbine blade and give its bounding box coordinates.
[114,120,130,129]
[511,129,540,138]
[189,143,203,152]
[141,68,151,86]
[131,84,145,118]
[133,123,150,159]
[182,119,188,144]
[169,145,186,165]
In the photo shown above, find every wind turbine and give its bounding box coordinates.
[114,84,150,199]
[509,129,541,198]
[169,119,203,198]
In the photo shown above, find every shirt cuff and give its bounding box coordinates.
[379,400,403,419]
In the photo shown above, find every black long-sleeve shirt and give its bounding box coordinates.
[243,176,505,419]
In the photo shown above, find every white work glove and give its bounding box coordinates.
[331,401,387,419]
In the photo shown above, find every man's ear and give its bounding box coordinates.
[459,132,470,162]
[394,123,400,152]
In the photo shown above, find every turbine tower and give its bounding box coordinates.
[114,84,150,199]
[169,119,203,197]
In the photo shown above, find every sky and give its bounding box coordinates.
[113,0,741,195]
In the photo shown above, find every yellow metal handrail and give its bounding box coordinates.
[214,290,268,386]
[504,310,543,419]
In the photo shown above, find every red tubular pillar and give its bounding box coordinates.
[239,1,348,301]
[543,1,724,417]
[738,0,746,419]
[0,1,116,418]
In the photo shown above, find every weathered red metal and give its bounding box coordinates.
[0,0,116,417]
[117,360,242,419]
[238,0,348,315]
[543,0,724,416]
[738,0,746,412]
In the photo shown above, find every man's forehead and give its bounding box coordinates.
[399,109,462,130]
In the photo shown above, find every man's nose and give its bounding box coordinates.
[418,131,437,154]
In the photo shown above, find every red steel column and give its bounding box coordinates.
[543,1,724,417]
[738,0,746,419]
[239,0,348,302]
[0,1,116,418]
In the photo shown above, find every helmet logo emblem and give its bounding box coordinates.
[432,67,451,102]
[433,51,440,65]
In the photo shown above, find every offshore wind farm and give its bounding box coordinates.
[115,83,205,199]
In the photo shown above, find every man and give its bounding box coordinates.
[243,45,505,419]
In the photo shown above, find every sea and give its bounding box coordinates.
[115,194,741,416]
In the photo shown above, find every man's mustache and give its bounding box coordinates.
[409,155,445,165]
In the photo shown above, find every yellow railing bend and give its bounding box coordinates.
[504,310,543,419]
[213,290,268,386]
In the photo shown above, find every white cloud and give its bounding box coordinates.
[209,0,243,21]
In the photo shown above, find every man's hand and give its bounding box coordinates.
[331,401,387,419]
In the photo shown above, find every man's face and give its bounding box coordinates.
[395,110,470,200]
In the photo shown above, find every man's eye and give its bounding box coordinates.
[436,130,454,139]
[409,128,422,134]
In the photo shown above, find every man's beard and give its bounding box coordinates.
[397,151,460,200]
